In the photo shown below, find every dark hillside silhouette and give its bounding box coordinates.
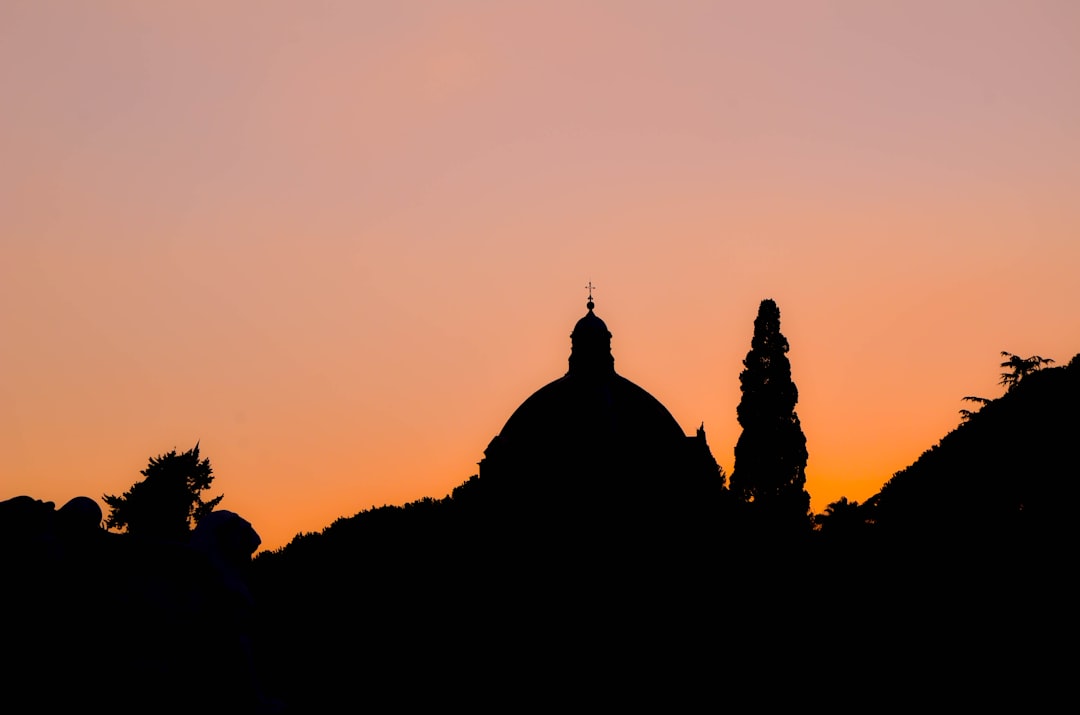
[5,301,1074,710]
[814,356,1080,704]
[867,353,1079,547]
[4,444,279,714]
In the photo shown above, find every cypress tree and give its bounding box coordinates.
[730,299,811,534]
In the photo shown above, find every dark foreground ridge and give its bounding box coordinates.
[4,295,1076,711]
[251,353,1078,709]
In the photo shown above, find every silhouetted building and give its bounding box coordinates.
[478,293,721,521]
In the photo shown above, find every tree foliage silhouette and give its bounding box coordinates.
[730,299,810,533]
[814,496,868,538]
[959,395,992,422]
[103,443,223,541]
[999,351,1054,391]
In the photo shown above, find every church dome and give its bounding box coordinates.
[469,291,723,539]
[494,372,687,456]
[481,295,689,486]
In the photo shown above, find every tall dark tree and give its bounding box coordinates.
[103,443,223,542]
[730,299,811,533]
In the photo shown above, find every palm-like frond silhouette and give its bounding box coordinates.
[958,394,994,422]
[999,351,1055,391]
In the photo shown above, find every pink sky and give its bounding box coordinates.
[3,1,1078,551]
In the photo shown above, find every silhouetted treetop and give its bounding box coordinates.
[103,443,222,542]
[959,395,992,422]
[999,351,1055,391]
[730,299,811,534]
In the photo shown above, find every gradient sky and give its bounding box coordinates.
[3,1,1078,552]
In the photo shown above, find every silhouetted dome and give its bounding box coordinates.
[481,297,703,496]
[496,372,686,454]
[571,305,609,339]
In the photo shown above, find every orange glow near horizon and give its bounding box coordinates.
[3,2,1079,552]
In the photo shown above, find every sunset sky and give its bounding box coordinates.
[3,1,1078,552]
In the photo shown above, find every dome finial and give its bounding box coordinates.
[585,280,596,311]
